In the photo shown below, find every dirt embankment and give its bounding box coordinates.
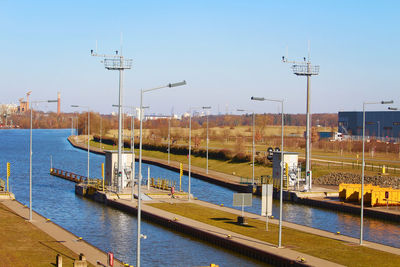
[314,172,400,189]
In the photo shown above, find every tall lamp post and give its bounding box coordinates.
[71,105,90,186]
[138,80,186,267]
[203,107,211,174]
[188,106,211,200]
[168,116,172,164]
[251,96,284,248]
[29,99,58,221]
[99,115,102,149]
[359,100,393,245]
[237,109,255,185]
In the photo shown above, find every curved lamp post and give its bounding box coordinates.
[251,96,284,248]
[71,105,90,187]
[137,80,186,267]
[359,100,393,245]
[237,108,255,185]
[29,99,58,221]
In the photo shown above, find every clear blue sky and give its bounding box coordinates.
[1,0,399,115]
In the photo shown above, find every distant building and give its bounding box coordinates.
[338,111,400,138]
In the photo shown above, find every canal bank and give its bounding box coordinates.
[3,129,270,266]
[68,136,251,193]
[74,183,400,267]
[0,197,124,267]
[68,135,400,223]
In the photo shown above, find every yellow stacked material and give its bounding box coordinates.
[361,184,381,203]
[338,183,348,200]
[339,183,400,206]
[371,188,400,206]
[339,183,376,202]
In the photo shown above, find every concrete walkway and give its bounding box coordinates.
[114,197,344,267]
[192,199,400,256]
[1,199,125,267]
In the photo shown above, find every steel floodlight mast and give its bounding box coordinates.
[282,52,319,191]
[91,48,132,193]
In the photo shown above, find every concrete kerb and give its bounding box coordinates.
[192,199,400,256]
[108,197,343,267]
[68,135,400,258]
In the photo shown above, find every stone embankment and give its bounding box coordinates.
[313,172,400,189]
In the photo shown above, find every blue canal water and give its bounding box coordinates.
[0,129,265,267]
[1,129,400,265]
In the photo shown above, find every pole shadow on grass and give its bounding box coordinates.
[210,217,256,228]
[39,241,76,261]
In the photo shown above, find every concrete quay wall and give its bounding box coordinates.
[77,185,309,267]
[68,136,251,193]
[68,136,400,223]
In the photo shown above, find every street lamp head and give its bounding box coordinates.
[251,96,265,101]
[71,105,79,108]
[202,106,211,110]
[388,107,398,111]
[47,100,58,103]
[381,100,394,105]
[237,109,245,112]
[168,80,186,88]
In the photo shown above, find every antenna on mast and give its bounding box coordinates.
[307,40,311,61]
[120,32,123,56]
[282,43,319,192]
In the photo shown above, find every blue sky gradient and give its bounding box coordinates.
[1,0,399,115]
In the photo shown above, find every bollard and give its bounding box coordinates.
[73,253,87,267]
[56,254,62,267]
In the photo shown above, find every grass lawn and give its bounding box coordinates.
[89,139,272,179]
[148,202,400,267]
[0,203,91,267]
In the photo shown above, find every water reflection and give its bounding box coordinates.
[0,129,266,267]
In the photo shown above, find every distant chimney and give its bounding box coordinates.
[57,92,61,114]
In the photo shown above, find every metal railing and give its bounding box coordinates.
[104,58,133,70]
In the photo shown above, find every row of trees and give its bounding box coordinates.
[11,112,338,131]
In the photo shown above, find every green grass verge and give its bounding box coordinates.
[89,138,397,180]
[89,139,272,179]
[148,202,400,267]
[0,203,93,266]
